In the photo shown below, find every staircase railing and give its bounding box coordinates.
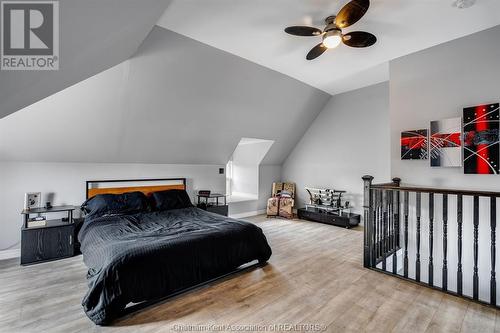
[362,176,500,307]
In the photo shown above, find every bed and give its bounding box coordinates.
[78,178,272,325]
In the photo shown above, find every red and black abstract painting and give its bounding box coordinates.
[401,129,428,160]
[463,103,499,174]
[430,117,462,167]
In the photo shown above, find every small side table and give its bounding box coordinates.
[20,206,77,265]
[197,193,228,216]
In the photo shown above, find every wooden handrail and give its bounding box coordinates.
[362,175,500,310]
[370,184,500,198]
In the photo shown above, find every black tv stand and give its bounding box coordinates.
[297,207,360,229]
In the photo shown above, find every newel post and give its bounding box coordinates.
[362,175,374,268]
[392,177,401,187]
[392,177,401,249]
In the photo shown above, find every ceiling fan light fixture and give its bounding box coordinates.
[322,29,342,49]
[452,0,476,8]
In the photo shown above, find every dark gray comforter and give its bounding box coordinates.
[78,207,272,325]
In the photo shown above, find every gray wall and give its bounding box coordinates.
[390,24,500,190]
[230,140,274,197]
[282,82,391,215]
[229,165,281,217]
[0,162,225,250]
[0,26,331,252]
[0,27,330,166]
[389,25,500,302]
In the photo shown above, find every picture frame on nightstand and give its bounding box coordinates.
[24,192,41,211]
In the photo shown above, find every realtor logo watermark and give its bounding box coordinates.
[1,1,59,70]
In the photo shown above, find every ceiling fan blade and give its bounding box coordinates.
[306,43,327,60]
[285,26,323,37]
[342,31,376,48]
[335,0,370,28]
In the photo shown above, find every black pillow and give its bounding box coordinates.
[81,191,149,219]
[151,189,193,211]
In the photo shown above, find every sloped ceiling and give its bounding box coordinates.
[157,0,500,95]
[0,0,171,119]
[0,27,330,165]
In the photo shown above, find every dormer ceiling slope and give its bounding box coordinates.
[0,0,172,119]
[0,27,330,165]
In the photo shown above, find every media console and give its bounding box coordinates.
[297,207,361,229]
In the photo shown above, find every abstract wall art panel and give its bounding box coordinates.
[430,117,462,167]
[401,129,428,160]
[463,103,499,174]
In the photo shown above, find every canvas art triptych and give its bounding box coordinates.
[400,103,500,174]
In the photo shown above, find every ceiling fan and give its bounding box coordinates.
[284,0,376,60]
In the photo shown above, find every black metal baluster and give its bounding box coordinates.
[382,190,387,270]
[390,190,394,251]
[491,196,496,305]
[370,188,377,267]
[429,193,434,287]
[404,191,409,278]
[378,190,382,261]
[393,190,399,274]
[363,178,375,268]
[371,190,377,267]
[442,194,448,291]
[457,194,463,296]
[393,178,402,249]
[473,196,479,300]
[376,190,381,260]
[379,189,383,260]
[416,192,421,282]
[389,191,393,252]
[386,190,391,254]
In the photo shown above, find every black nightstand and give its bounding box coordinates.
[196,193,228,216]
[20,206,77,265]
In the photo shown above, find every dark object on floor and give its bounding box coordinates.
[20,205,77,265]
[297,207,360,229]
[78,207,272,325]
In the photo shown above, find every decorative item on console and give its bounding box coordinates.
[305,187,349,214]
[24,192,42,210]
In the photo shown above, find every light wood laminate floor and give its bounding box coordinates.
[1,215,499,332]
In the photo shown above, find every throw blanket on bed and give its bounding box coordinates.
[78,207,272,325]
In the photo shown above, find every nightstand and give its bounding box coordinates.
[20,206,77,265]
[196,193,228,216]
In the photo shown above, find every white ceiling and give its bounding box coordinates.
[157,0,500,95]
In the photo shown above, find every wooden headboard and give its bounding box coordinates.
[86,178,187,199]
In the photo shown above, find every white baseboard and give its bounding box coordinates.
[230,209,267,219]
[0,248,20,260]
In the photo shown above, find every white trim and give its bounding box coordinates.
[230,209,267,219]
[0,248,20,260]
